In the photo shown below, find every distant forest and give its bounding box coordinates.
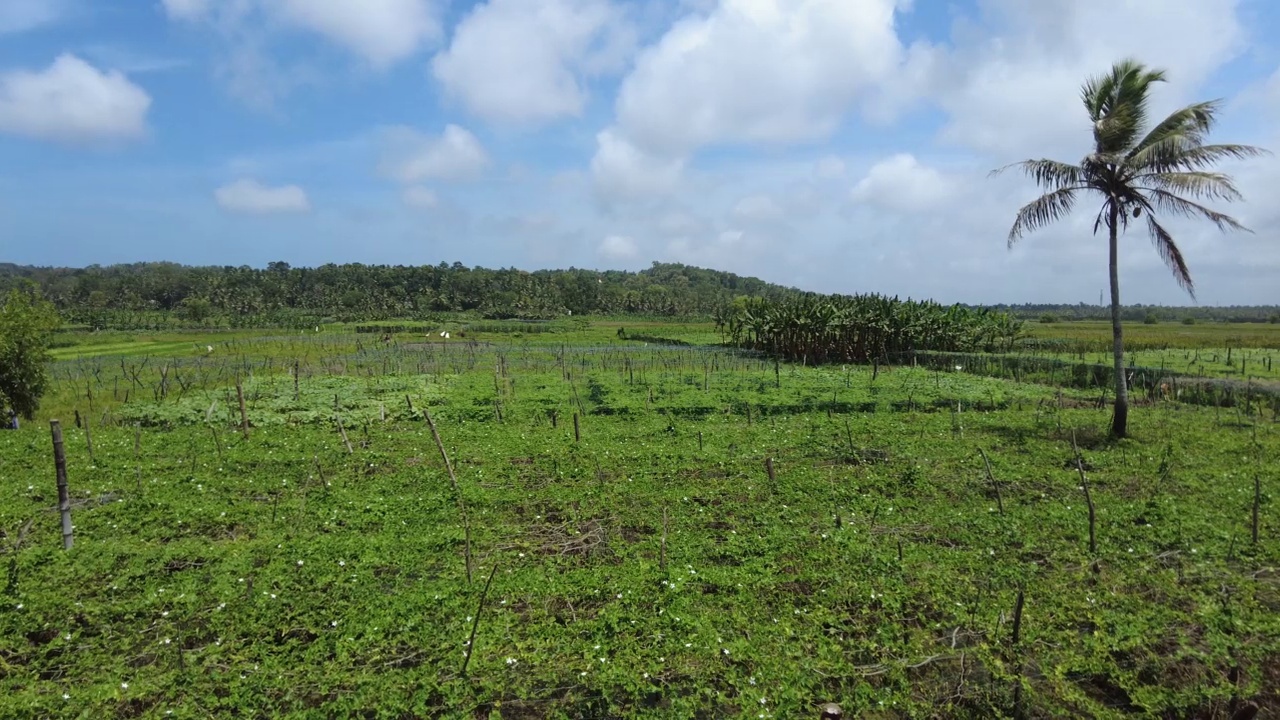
[1,261,1276,329]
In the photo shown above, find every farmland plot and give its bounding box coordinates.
[1,336,1277,718]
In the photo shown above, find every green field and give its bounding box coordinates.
[1,323,1278,718]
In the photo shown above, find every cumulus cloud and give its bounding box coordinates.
[0,54,151,144]
[163,0,440,65]
[850,154,954,213]
[731,194,784,222]
[401,185,439,209]
[159,0,210,22]
[161,0,441,109]
[275,0,442,67]
[431,0,634,124]
[923,0,1247,159]
[215,179,311,214]
[0,0,69,33]
[612,0,908,155]
[378,124,490,183]
[590,128,686,203]
[814,156,847,181]
[598,234,639,260]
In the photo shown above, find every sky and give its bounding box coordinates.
[0,0,1278,305]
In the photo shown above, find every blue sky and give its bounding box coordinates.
[1,0,1278,305]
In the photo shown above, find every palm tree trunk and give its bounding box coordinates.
[1108,201,1129,438]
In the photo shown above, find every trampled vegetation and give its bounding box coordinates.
[1,323,1277,718]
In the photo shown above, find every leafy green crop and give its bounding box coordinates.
[1,334,1276,718]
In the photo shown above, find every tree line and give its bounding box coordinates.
[0,261,800,329]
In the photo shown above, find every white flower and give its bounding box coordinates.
[338,561,345,567]
[759,697,767,705]
[63,693,70,700]
[955,365,963,371]
[121,682,129,690]
[297,560,304,566]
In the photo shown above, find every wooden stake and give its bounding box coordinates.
[50,421,73,550]
[236,379,249,439]
[1011,586,1026,719]
[134,423,142,494]
[210,426,223,463]
[1253,473,1261,546]
[573,412,580,443]
[460,564,498,676]
[1071,431,1097,557]
[83,414,94,465]
[423,407,473,584]
[764,457,776,483]
[978,448,1004,515]
[337,418,353,454]
[660,506,669,572]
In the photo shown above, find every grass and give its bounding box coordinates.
[1,324,1277,718]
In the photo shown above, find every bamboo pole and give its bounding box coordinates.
[50,421,73,550]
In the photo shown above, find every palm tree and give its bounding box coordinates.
[996,59,1266,439]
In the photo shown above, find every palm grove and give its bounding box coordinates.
[999,59,1265,439]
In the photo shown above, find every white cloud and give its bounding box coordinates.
[0,0,69,33]
[590,128,685,202]
[162,0,440,65]
[431,0,635,124]
[923,0,1247,159]
[731,194,784,222]
[276,0,442,67]
[599,234,639,260]
[402,185,439,209]
[0,54,151,144]
[850,154,954,213]
[378,124,490,183]
[814,156,847,181]
[161,0,441,109]
[215,179,311,214]
[612,0,908,156]
[160,0,210,22]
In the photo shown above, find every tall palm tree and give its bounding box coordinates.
[996,59,1266,438]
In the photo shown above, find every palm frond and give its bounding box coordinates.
[1082,59,1166,154]
[1130,142,1270,174]
[1144,214,1195,298]
[1007,187,1080,247]
[990,159,1083,190]
[1141,189,1251,233]
[1135,171,1242,203]
[1128,101,1217,159]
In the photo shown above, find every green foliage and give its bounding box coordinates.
[717,293,1023,363]
[1143,313,1160,325]
[0,261,802,328]
[1183,316,1197,325]
[0,331,1277,718]
[0,288,60,420]
[1040,313,1059,324]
